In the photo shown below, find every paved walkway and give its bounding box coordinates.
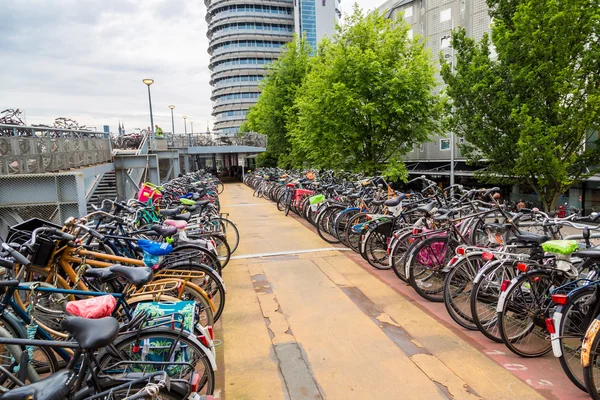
[218,182,570,400]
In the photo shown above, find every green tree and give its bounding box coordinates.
[244,36,312,167]
[441,0,600,211]
[288,6,441,180]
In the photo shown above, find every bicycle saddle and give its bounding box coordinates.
[384,194,407,207]
[173,212,191,222]
[0,369,75,400]
[483,223,512,233]
[160,207,183,217]
[196,200,211,207]
[61,316,119,349]
[416,202,436,214]
[85,265,154,288]
[151,224,178,237]
[513,232,550,244]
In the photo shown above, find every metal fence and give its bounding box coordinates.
[168,133,267,148]
[0,124,112,175]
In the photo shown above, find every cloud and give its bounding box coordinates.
[0,0,378,133]
[0,0,213,133]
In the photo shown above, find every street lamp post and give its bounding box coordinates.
[191,121,195,146]
[183,116,189,146]
[142,79,155,151]
[169,105,175,146]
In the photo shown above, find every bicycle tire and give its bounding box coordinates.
[158,262,226,322]
[555,285,594,392]
[316,205,344,244]
[443,254,485,330]
[97,328,215,396]
[498,270,554,358]
[406,236,452,302]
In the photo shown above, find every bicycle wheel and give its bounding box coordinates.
[389,229,414,283]
[443,254,486,330]
[92,381,188,399]
[335,209,359,246]
[498,270,554,357]
[555,286,594,392]
[210,217,240,254]
[159,263,226,322]
[363,227,392,270]
[583,317,600,399]
[217,182,224,194]
[97,328,215,396]
[168,244,222,275]
[0,313,58,387]
[470,260,516,342]
[406,236,452,302]
[345,213,370,253]
[316,206,343,244]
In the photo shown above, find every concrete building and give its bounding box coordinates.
[206,0,295,135]
[376,0,491,166]
[294,0,342,50]
[375,0,600,212]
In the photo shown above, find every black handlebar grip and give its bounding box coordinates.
[1,244,31,266]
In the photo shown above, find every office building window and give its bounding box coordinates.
[440,36,451,49]
[440,139,450,150]
[440,8,451,22]
[403,6,413,18]
[460,0,466,13]
[407,29,413,40]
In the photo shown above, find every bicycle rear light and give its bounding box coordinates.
[500,279,511,292]
[482,252,494,261]
[545,318,556,334]
[517,262,529,272]
[456,247,466,256]
[551,294,569,305]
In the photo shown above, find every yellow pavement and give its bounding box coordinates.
[219,182,544,400]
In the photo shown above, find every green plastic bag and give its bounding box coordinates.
[309,194,325,205]
[179,198,196,206]
[541,240,579,255]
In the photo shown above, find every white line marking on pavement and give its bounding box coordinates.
[223,204,267,207]
[231,247,351,260]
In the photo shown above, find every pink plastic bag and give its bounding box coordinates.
[164,219,187,229]
[66,295,116,319]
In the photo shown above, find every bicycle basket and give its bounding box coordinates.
[132,301,196,375]
[6,218,61,267]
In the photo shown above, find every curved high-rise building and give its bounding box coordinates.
[206,0,295,135]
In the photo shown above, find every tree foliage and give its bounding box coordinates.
[441,0,600,210]
[244,36,312,167]
[288,7,441,181]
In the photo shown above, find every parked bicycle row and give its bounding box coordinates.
[246,169,600,399]
[0,171,238,399]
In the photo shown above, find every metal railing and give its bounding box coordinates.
[168,133,267,148]
[0,129,112,175]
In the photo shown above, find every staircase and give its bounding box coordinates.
[87,172,117,213]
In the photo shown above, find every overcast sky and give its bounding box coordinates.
[1,0,377,133]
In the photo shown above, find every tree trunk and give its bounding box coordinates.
[546,192,562,213]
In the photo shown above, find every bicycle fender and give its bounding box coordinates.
[582,317,600,367]
[551,310,563,357]
[0,311,27,338]
[496,276,519,312]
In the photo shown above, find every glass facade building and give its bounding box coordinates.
[206,0,295,135]
[206,0,340,135]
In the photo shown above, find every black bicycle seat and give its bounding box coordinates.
[186,205,198,212]
[416,202,435,214]
[384,194,406,207]
[513,232,550,244]
[160,207,183,217]
[151,224,178,237]
[85,265,154,288]
[0,370,75,400]
[173,212,191,222]
[61,316,119,349]
[192,193,201,201]
[197,200,211,207]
